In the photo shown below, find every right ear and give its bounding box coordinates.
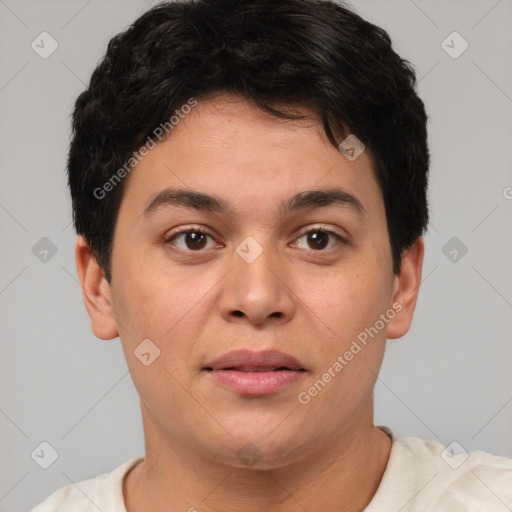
[74,235,119,340]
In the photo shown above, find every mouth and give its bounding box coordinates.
[204,366,305,372]
[203,348,304,371]
[203,349,306,395]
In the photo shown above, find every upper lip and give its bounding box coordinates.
[204,349,305,371]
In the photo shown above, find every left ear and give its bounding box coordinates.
[386,237,424,339]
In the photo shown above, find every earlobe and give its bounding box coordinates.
[74,236,119,340]
[386,237,424,340]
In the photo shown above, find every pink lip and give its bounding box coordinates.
[203,349,305,396]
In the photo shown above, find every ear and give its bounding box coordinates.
[386,237,424,339]
[75,235,119,340]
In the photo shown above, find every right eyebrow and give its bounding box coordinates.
[143,188,232,217]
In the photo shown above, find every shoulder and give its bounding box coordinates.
[368,428,512,511]
[29,456,144,512]
[400,435,512,487]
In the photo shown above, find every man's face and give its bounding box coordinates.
[91,93,415,468]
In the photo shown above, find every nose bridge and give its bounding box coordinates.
[234,233,283,297]
[219,233,296,324]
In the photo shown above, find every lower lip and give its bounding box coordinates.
[206,369,304,395]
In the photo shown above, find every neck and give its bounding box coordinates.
[124,405,391,512]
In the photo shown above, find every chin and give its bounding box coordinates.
[203,426,309,470]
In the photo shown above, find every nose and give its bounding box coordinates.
[218,236,297,327]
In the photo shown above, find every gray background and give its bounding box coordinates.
[1,0,511,510]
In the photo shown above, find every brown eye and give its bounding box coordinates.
[165,229,216,252]
[292,229,346,252]
[307,231,329,250]
[183,231,208,250]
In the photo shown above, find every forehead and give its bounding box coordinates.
[119,93,382,220]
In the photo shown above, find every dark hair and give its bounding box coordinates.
[68,0,429,283]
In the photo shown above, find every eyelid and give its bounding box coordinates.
[291,228,349,255]
[164,225,215,239]
[293,223,350,244]
[163,223,349,254]
[163,225,218,246]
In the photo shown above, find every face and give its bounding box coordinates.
[77,93,423,469]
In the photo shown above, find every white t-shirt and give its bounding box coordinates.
[30,426,512,511]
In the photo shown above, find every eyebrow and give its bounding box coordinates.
[143,187,366,218]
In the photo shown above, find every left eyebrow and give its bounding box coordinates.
[142,187,366,218]
[280,188,366,217]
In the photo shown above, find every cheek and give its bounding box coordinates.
[112,243,182,327]
[111,254,221,370]
[302,276,388,411]
[308,264,389,344]
[114,275,193,338]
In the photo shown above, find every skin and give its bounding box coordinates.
[75,92,424,511]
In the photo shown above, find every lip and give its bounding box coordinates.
[203,349,306,395]
[204,349,304,371]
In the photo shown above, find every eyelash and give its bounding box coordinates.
[163,225,348,254]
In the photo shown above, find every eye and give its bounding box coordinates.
[164,225,348,254]
[164,228,219,252]
[291,227,347,251]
